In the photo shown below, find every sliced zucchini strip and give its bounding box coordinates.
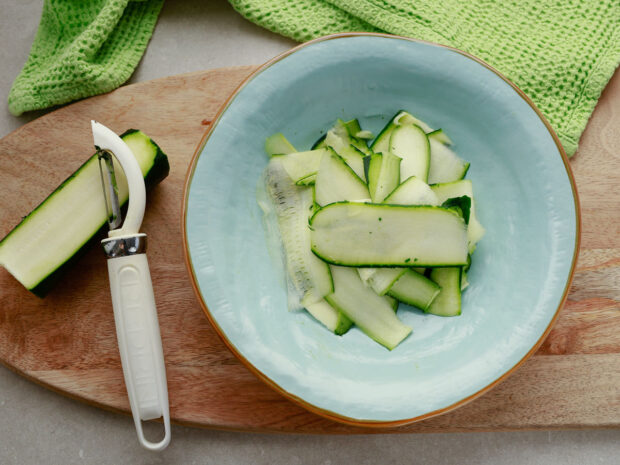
[326,266,411,350]
[310,203,469,267]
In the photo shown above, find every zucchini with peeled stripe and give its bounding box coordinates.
[310,203,469,267]
[0,130,170,297]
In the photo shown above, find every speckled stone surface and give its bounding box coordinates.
[1,1,618,463]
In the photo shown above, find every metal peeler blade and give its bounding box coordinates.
[97,148,122,231]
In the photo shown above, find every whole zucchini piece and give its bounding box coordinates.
[0,129,169,297]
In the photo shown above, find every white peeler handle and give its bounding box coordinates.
[106,240,171,451]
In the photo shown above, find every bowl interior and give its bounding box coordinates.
[184,35,577,423]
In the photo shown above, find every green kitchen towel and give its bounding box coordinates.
[229,0,620,156]
[9,0,619,156]
[8,0,164,116]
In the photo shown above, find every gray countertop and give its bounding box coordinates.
[1,1,618,464]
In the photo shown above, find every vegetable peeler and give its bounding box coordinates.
[92,121,171,451]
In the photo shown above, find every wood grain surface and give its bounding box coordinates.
[0,65,619,433]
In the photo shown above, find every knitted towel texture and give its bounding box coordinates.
[9,0,619,155]
[8,0,163,116]
[229,0,620,155]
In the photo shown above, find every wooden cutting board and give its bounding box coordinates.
[1,65,619,433]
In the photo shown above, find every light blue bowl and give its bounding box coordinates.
[183,34,579,425]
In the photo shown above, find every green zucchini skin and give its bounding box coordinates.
[127,129,170,188]
[367,152,401,203]
[314,149,369,206]
[342,118,362,136]
[334,312,354,335]
[304,298,353,335]
[326,265,411,350]
[1,129,170,297]
[28,225,107,297]
[311,133,327,150]
[264,132,297,156]
[426,267,462,316]
[427,128,453,146]
[387,269,441,311]
[309,202,469,268]
[389,124,431,183]
[370,110,404,153]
